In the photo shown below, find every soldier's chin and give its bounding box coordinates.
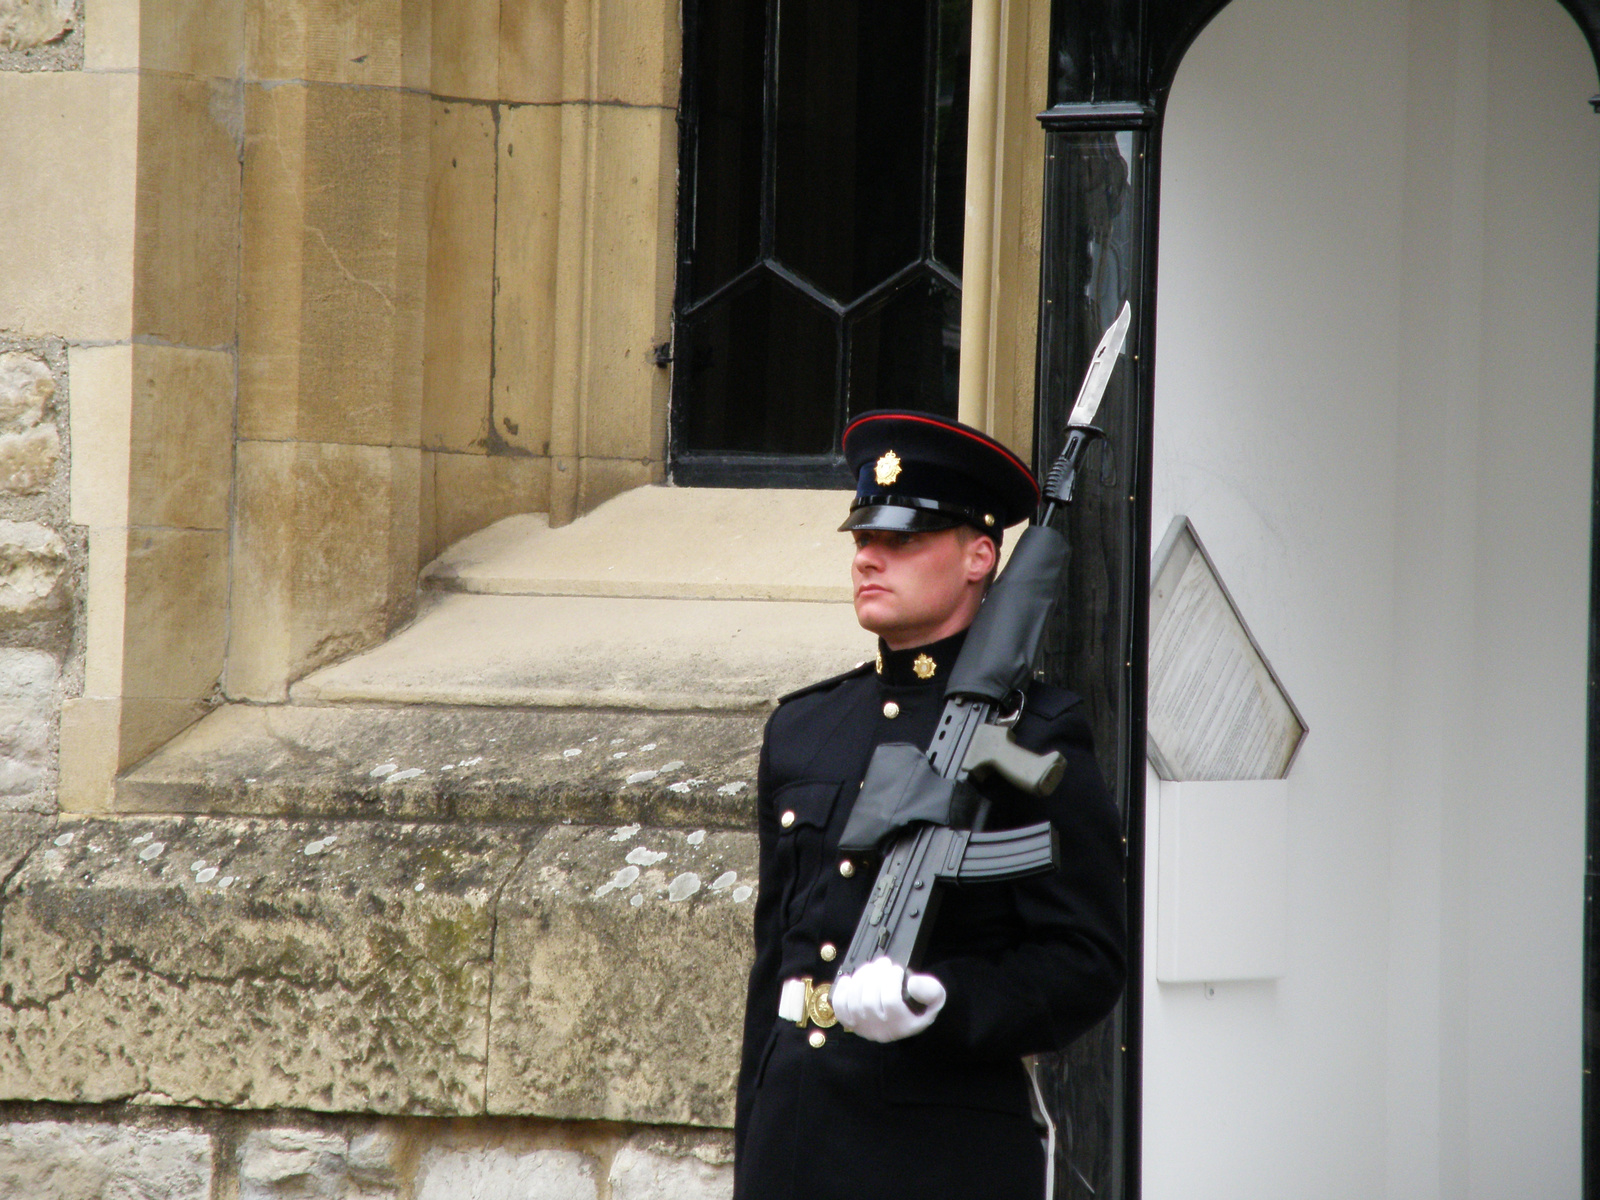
[853,596,898,636]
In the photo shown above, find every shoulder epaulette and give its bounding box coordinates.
[775,659,875,707]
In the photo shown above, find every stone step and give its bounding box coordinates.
[116,701,765,825]
[425,486,853,601]
[290,592,871,711]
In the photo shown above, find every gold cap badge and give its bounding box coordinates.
[874,450,902,487]
[913,653,936,680]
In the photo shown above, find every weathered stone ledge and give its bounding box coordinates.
[0,813,754,1127]
[114,702,764,825]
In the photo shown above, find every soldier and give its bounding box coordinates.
[734,411,1127,1200]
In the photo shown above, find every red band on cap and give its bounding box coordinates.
[841,412,1040,502]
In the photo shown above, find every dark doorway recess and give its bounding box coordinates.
[671,0,972,487]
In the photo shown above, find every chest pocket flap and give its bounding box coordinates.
[771,778,841,834]
[770,779,842,926]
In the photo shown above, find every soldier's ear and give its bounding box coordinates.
[962,529,997,584]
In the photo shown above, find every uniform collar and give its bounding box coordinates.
[875,629,967,687]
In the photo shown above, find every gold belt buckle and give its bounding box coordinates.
[793,976,837,1029]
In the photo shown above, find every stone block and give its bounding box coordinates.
[238,1126,400,1200]
[576,457,661,519]
[122,527,228,706]
[491,103,561,459]
[133,72,243,347]
[68,344,133,529]
[57,696,119,813]
[429,451,551,553]
[609,1135,736,1200]
[239,83,426,446]
[429,0,499,99]
[592,0,680,108]
[497,0,560,103]
[129,344,233,530]
[0,351,54,432]
[138,0,244,78]
[0,520,67,629]
[0,423,60,494]
[498,0,679,108]
[0,0,73,50]
[246,0,425,88]
[0,74,138,341]
[488,824,755,1126]
[580,105,674,462]
[228,440,419,701]
[84,0,138,70]
[0,1121,211,1200]
[0,816,538,1112]
[414,1146,598,1200]
[423,100,496,454]
[0,648,58,797]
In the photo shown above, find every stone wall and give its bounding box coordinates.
[0,343,83,815]
[0,1108,734,1199]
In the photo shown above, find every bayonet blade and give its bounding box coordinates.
[1067,300,1132,428]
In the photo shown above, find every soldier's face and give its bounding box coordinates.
[850,527,995,650]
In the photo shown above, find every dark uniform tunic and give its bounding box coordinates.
[735,630,1126,1200]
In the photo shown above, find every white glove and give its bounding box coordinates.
[829,955,946,1042]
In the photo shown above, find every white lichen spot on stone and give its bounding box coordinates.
[52,831,71,846]
[717,781,748,796]
[563,748,583,758]
[219,876,235,888]
[711,871,737,891]
[661,760,686,772]
[667,873,702,902]
[305,841,325,856]
[611,751,628,760]
[639,743,657,752]
[732,885,754,903]
[610,737,626,745]
[190,860,206,871]
[414,881,425,892]
[138,842,164,861]
[196,867,218,883]
[630,892,644,907]
[458,755,483,767]
[593,864,641,899]
[386,767,423,782]
[610,823,641,842]
[625,847,668,867]
[687,830,707,846]
[131,832,152,844]
[626,769,659,784]
[370,762,398,776]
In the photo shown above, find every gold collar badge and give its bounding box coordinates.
[913,653,936,680]
[874,450,902,487]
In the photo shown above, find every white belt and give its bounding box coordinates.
[778,975,837,1028]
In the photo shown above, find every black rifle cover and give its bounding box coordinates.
[837,743,980,854]
[945,525,1069,704]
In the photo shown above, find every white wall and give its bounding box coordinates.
[1144,1,1597,1197]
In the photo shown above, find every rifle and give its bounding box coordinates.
[834,301,1132,986]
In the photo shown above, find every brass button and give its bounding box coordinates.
[780,810,796,828]
[820,942,837,962]
[882,701,900,718]
[808,1029,827,1048]
[839,860,855,878]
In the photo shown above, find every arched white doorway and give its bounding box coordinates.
[1147,0,1598,1195]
